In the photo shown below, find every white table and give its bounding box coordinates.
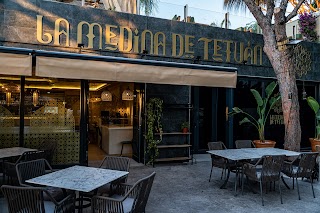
[26,165,129,193]
[0,147,37,159]
[207,148,300,161]
[207,148,300,191]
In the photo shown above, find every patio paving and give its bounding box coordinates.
[1,154,320,213]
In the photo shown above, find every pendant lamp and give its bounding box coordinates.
[122,86,133,101]
[101,90,112,101]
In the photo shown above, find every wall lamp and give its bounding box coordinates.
[193,56,201,64]
[141,50,148,59]
[78,43,84,53]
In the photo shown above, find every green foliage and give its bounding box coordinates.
[307,96,320,140]
[145,98,163,165]
[228,81,281,142]
[181,121,190,129]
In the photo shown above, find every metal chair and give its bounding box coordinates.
[3,150,45,184]
[91,172,156,213]
[235,140,255,149]
[1,185,75,213]
[208,141,228,182]
[16,159,66,202]
[79,156,131,210]
[316,145,320,181]
[282,152,318,200]
[242,155,286,206]
[38,140,58,165]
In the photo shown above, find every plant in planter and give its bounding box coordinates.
[145,98,163,165]
[228,81,281,148]
[306,96,320,151]
[181,121,190,133]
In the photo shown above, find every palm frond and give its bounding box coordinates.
[223,0,247,11]
[223,0,267,12]
[140,0,158,16]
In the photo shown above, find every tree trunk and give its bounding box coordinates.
[263,40,301,152]
[225,1,302,151]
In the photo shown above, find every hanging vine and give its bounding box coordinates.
[145,97,163,165]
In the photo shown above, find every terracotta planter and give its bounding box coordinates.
[253,140,276,148]
[182,128,188,133]
[309,138,320,152]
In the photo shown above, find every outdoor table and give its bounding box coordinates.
[207,148,300,193]
[26,165,129,212]
[0,147,37,159]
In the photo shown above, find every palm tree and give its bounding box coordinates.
[140,0,158,16]
[223,0,309,151]
[220,19,231,28]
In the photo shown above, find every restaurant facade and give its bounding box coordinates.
[0,0,319,166]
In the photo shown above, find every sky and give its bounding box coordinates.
[140,0,299,29]
[143,0,256,29]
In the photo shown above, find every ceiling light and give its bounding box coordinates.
[122,86,134,101]
[101,90,112,101]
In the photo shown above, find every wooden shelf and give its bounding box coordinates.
[154,156,192,162]
[164,104,193,109]
[154,132,192,135]
[157,144,192,149]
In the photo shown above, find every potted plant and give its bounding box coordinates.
[228,81,281,148]
[181,121,190,133]
[306,96,320,151]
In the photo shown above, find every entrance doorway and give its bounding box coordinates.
[87,81,134,162]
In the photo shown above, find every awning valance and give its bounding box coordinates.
[36,55,237,88]
[0,52,32,76]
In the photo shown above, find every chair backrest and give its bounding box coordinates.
[99,156,130,172]
[207,141,226,150]
[131,172,156,213]
[1,185,46,213]
[17,151,46,163]
[235,140,254,149]
[16,159,52,186]
[260,155,285,182]
[38,140,58,164]
[296,152,318,178]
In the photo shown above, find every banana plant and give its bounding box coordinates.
[306,96,320,140]
[228,81,281,142]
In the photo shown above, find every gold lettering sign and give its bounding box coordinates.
[77,21,102,49]
[36,15,266,66]
[154,32,166,56]
[105,24,118,51]
[172,33,183,57]
[198,38,212,60]
[141,30,153,54]
[119,26,132,52]
[54,18,70,46]
[37,15,53,44]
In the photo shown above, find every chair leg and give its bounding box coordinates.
[220,168,224,180]
[209,166,213,182]
[241,172,245,195]
[296,177,301,200]
[311,177,315,198]
[292,177,295,189]
[259,181,264,206]
[279,180,283,204]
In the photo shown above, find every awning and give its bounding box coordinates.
[35,51,237,88]
[0,47,33,76]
